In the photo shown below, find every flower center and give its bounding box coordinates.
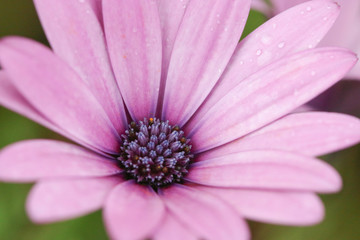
[117,118,193,188]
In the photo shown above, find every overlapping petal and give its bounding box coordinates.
[27,176,122,223]
[34,0,127,133]
[0,37,120,153]
[162,185,250,240]
[0,140,120,182]
[187,150,341,193]
[161,0,251,125]
[197,112,360,160]
[104,181,165,240]
[186,1,341,131]
[103,0,162,120]
[152,214,197,240]
[188,48,357,152]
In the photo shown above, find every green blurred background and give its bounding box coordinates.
[0,1,359,239]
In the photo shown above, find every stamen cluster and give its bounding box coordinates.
[118,118,193,188]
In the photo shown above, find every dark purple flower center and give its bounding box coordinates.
[117,118,193,188]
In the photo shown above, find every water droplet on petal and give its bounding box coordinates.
[306,6,312,11]
[278,42,285,48]
[256,49,262,56]
[311,71,316,76]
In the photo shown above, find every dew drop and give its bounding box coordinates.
[79,0,85,2]
[239,60,244,65]
[278,41,285,48]
[306,6,312,11]
[310,70,316,76]
[272,23,277,29]
[256,49,262,56]
[323,17,328,21]
[308,44,313,49]
[261,35,271,45]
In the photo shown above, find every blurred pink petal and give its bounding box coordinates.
[161,0,250,125]
[201,187,324,226]
[187,150,341,193]
[103,0,162,119]
[152,214,197,240]
[104,181,165,240]
[162,185,250,240]
[0,140,121,182]
[197,112,360,159]
[27,176,122,223]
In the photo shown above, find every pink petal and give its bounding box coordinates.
[0,37,120,153]
[251,0,272,16]
[0,71,108,155]
[200,187,324,226]
[187,150,342,193]
[162,185,250,240]
[0,71,62,134]
[152,214,197,240]
[188,48,357,152]
[186,1,341,133]
[197,112,360,160]
[156,0,190,112]
[103,0,162,120]
[104,181,165,240]
[0,140,121,182]
[26,176,122,223]
[34,0,128,133]
[161,0,251,126]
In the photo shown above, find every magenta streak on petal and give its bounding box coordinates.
[161,0,251,126]
[199,186,324,226]
[0,37,121,154]
[188,48,357,153]
[197,112,360,160]
[187,150,342,193]
[26,176,122,223]
[34,0,128,133]
[103,0,162,121]
[162,184,250,240]
[185,1,341,132]
[104,181,165,240]
[0,140,121,182]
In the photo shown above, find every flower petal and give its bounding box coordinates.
[0,140,121,182]
[104,181,165,240]
[156,0,190,112]
[0,71,108,155]
[0,71,61,133]
[186,1,341,133]
[0,37,120,153]
[103,0,162,120]
[162,185,250,240]
[188,48,357,152]
[187,150,341,193]
[152,214,197,240]
[161,0,251,125]
[200,187,324,226]
[197,112,360,160]
[26,176,122,223]
[34,0,128,133]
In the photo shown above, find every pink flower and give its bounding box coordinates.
[0,0,359,239]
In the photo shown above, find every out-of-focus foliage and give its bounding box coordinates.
[0,1,359,239]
